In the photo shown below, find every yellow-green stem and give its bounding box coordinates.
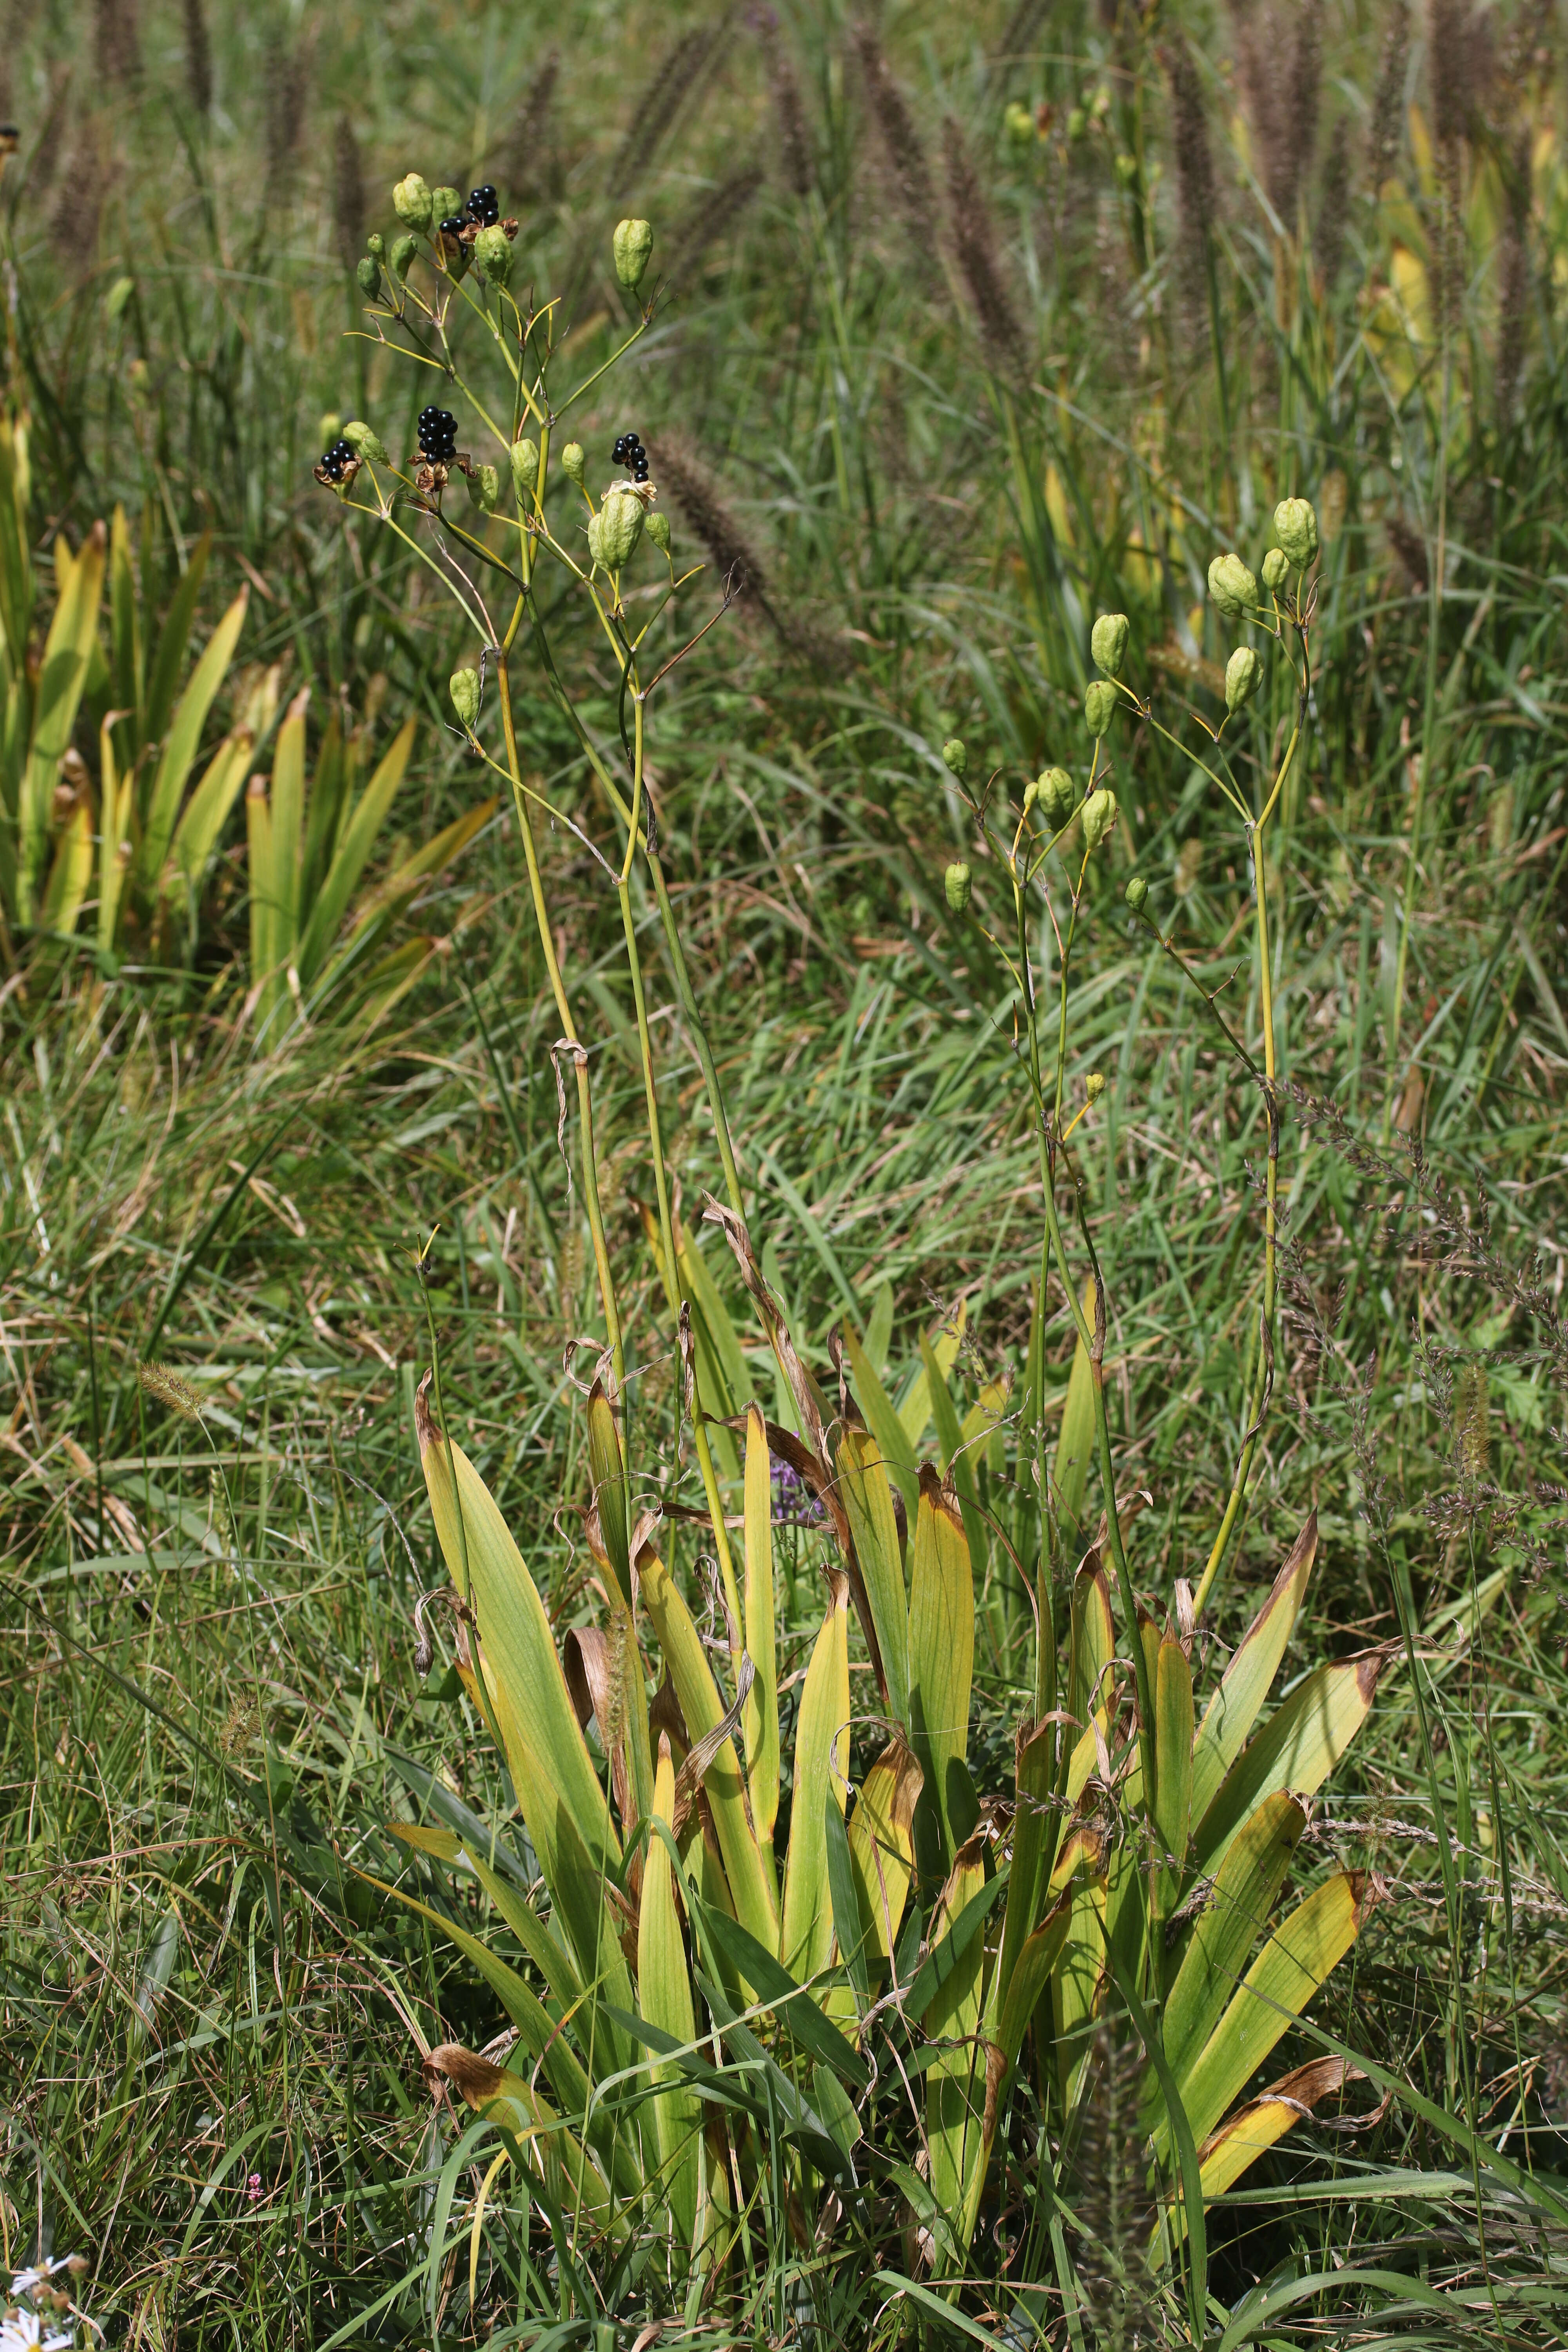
[494,659,622,1381]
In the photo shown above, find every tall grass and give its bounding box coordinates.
[1,0,1566,2343]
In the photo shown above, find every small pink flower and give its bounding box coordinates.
[246,2173,261,2204]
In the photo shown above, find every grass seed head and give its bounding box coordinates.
[137,1362,205,1421]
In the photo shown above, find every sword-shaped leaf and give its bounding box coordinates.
[908,1467,976,1877]
[780,1569,851,1984]
[1189,1514,1318,1829]
[1163,1873,1373,2159]
[1191,1655,1382,1881]
[837,1425,909,1729]
[742,1405,779,1839]
[639,1740,701,2248]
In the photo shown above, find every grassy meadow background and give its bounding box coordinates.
[2,0,1568,2341]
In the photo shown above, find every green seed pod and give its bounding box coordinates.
[367,231,385,260]
[1261,546,1290,593]
[561,442,586,485]
[1124,874,1149,913]
[1085,1070,1106,1102]
[390,233,417,279]
[945,859,972,913]
[1005,102,1035,143]
[647,510,671,554]
[1029,766,1074,826]
[450,667,481,730]
[613,217,655,292]
[393,173,433,231]
[1208,551,1259,617]
[1067,105,1087,139]
[1114,150,1138,185]
[466,463,501,513]
[343,420,388,464]
[1084,678,1118,737]
[429,186,461,223]
[319,411,343,444]
[941,737,968,779]
[356,255,381,296]
[473,224,512,286]
[595,488,645,567]
[1080,784,1118,849]
[510,437,539,498]
[1274,495,1319,569]
[1225,645,1263,713]
[1091,610,1130,679]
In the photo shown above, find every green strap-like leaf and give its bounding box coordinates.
[780,1570,851,1983]
[136,587,249,892]
[907,1466,976,1878]
[294,716,415,985]
[1189,1512,1318,1827]
[1191,1653,1382,1880]
[742,1405,780,1840]
[837,1425,909,1730]
[1161,1790,1305,2088]
[638,1739,701,2247]
[1162,1870,1370,2157]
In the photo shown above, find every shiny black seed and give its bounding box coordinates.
[465,185,500,223]
[633,464,649,482]
[438,215,467,240]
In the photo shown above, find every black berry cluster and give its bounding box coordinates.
[318,437,357,483]
[418,406,458,463]
[437,214,468,243]
[465,184,500,225]
[612,430,650,483]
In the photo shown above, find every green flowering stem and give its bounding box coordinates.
[492,655,624,1384]
[1191,627,1310,1619]
[1003,768,1154,1819]
[611,682,746,1687]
